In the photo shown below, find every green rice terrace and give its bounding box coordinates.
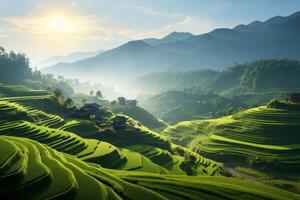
[2,135,299,200]
[164,105,300,193]
[1,84,300,199]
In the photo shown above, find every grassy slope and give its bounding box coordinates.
[164,106,300,171]
[2,84,300,198]
[1,135,299,200]
[163,106,300,193]
[0,84,222,176]
[111,104,168,131]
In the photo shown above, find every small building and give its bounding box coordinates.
[81,103,102,113]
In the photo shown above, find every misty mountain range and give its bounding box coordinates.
[42,11,300,85]
[38,49,104,68]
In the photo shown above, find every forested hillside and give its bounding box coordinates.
[140,59,300,123]
[135,59,300,95]
[0,47,73,95]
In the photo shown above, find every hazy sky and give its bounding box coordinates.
[0,0,300,65]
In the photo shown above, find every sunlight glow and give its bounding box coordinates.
[47,15,74,32]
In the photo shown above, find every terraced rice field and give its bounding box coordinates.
[0,88,171,174]
[164,106,300,173]
[1,135,299,200]
[0,85,222,176]
[0,118,170,174]
[94,115,223,175]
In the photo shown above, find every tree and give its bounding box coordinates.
[117,97,126,105]
[64,97,74,109]
[96,90,103,99]
[53,89,63,103]
[89,90,94,96]
[267,99,286,109]
[0,46,5,54]
[111,100,117,106]
[53,88,64,104]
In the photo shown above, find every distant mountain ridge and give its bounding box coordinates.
[42,11,300,86]
[143,32,194,45]
[38,49,104,68]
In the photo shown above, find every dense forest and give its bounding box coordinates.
[134,59,300,95]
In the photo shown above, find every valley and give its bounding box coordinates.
[1,3,300,199]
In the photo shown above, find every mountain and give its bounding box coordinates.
[38,49,104,68]
[42,40,174,86]
[42,11,300,88]
[143,31,194,45]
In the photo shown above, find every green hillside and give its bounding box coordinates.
[164,105,300,176]
[111,101,168,131]
[141,90,244,124]
[1,135,299,200]
[139,59,300,123]
[0,84,223,176]
[2,85,298,199]
[1,49,300,198]
[134,59,300,96]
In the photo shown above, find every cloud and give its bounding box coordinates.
[0,14,137,63]
[137,6,181,18]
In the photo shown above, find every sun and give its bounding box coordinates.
[48,15,73,32]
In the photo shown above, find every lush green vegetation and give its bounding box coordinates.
[139,59,300,123]
[110,97,168,130]
[135,59,300,95]
[141,90,244,124]
[1,45,300,198]
[0,84,223,176]
[164,104,300,192]
[0,47,74,95]
[1,135,299,200]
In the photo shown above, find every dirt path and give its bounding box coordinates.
[228,168,260,182]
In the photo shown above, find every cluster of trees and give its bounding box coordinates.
[240,59,300,92]
[53,89,75,109]
[89,90,103,99]
[0,47,74,96]
[42,74,74,96]
[267,93,300,110]
[111,97,138,107]
[0,47,32,82]
[66,79,121,100]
